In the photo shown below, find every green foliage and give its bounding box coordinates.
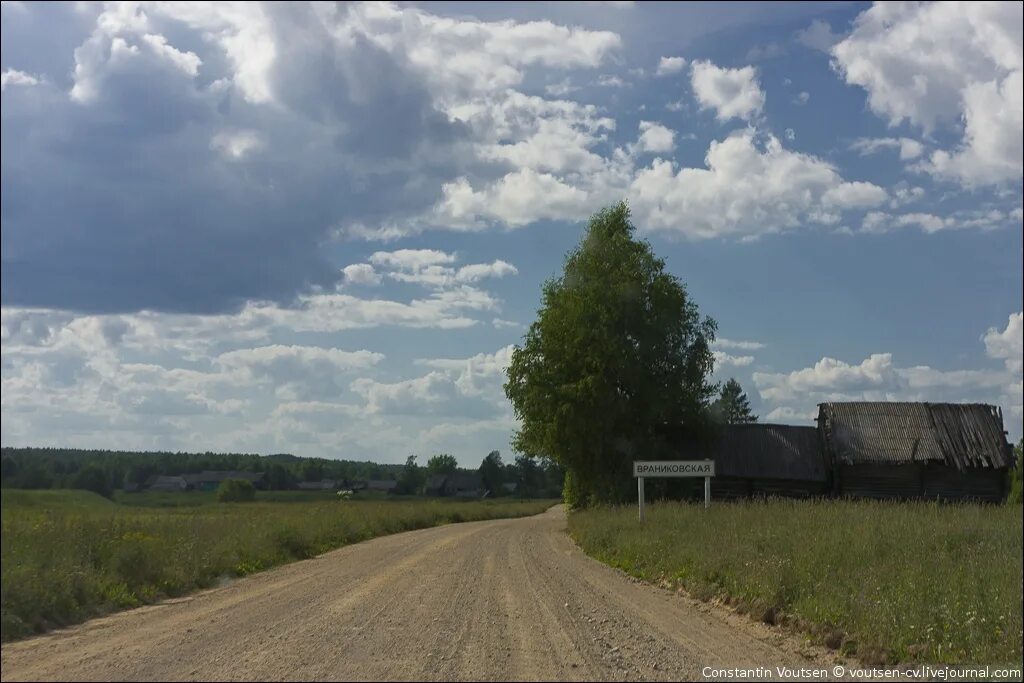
[123,463,157,488]
[264,463,295,491]
[426,454,459,476]
[72,466,113,498]
[0,456,18,482]
[562,469,584,509]
[478,450,505,495]
[395,455,424,495]
[505,202,717,505]
[299,459,326,482]
[569,500,1022,665]
[711,378,758,424]
[1,491,555,641]
[513,454,542,497]
[1010,438,1023,505]
[217,479,256,503]
[8,462,53,489]
[540,457,566,496]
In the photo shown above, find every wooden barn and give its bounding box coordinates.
[669,423,828,499]
[425,473,483,498]
[817,402,1013,503]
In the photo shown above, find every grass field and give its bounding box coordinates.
[111,489,346,507]
[1,490,555,641]
[569,499,1022,666]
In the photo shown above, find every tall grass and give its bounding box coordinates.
[111,489,343,507]
[1,490,554,641]
[568,499,1022,666]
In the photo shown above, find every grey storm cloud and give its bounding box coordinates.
[0,3,474,314]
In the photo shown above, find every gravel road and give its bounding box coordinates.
[1,505,836,681]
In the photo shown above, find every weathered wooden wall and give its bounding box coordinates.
[836,463,1008,502]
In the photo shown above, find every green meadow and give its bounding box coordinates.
[569,499,1023,666]
[1,489,554,641]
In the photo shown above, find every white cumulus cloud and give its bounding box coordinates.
[753,338,1022,434]
[655,56,687,76]
[714,351,754,368]
[1,68,40,91]
[860,208,1017,235]
[713,338,765,351]
[690,60,765,122]
[984,312,1023,374]
[796,19,842,52]
[628,130,886,239]
[370,249,455,270]
[342,264,381,286]
[850,137,925,161]
[217,344,385,400]
[635,121,676,153]
[832,2,1022,187]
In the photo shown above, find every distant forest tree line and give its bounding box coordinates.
[0,447,565,499]
[386,451,563,498]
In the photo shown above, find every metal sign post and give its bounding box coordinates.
[638,476,645,522]
[632,460,715,522]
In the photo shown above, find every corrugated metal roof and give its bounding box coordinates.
[818,402,1010,470]
[672,424,827,482]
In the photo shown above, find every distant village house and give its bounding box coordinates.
[424,473,483,498]
[142,471,265,492]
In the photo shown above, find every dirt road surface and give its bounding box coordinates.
[2,506,837,681]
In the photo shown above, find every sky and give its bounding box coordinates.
[1,1,1021,466]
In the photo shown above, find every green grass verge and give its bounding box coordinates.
[568,499,1022,666]
[111,489,347,507]
[1,490,555,641]
[111,489,422,507]
[2,489,117,510]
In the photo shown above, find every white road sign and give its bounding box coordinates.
[632,461,715,477]
[633,460,716,521]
